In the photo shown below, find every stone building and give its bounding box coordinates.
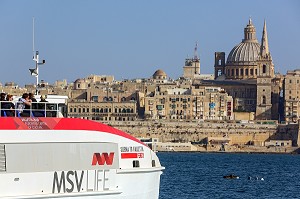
[283,70,300,122]
[74,74,114,90]
[67,75,139,121]
[144,84,233,121]
[191,85,233,120]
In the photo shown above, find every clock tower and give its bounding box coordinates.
[256,20,274,120]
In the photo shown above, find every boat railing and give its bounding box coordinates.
[0,101,60,117]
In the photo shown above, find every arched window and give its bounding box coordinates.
[263,65,266,74]
[262,96,266,104]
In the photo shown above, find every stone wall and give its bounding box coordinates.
[104,121,289,145]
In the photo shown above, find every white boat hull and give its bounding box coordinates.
[0,118,164,199]
[0,168,163,199]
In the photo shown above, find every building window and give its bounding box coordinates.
[92,96,98,102]
[245,69,249,76]
[250,69,253,75]
[70,108,73,113]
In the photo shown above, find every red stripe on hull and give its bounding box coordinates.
[121,153,138,159]
[121,153,144,159]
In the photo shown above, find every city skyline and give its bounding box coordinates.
[0,0,299,86]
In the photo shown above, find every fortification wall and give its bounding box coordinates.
[105,121,292,144]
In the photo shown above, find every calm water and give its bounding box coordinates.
[158,152,300,199]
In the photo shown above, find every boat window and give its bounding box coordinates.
[133,160,140,168]
[152,160,156,167]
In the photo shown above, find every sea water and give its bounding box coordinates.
[158,152,300,199]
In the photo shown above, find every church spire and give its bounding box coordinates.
[260,20,270,58]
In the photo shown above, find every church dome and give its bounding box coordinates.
[226,18,261,66]
[153,69,167,79]
[226,42,260,65]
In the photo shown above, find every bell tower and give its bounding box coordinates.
[214,52,225,79]
[183,42,200,79]
[256,20,274,120]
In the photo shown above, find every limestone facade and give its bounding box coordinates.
[144,85,233,120]
[284,70,300,122]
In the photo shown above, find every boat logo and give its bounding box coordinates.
[92,153,114,166]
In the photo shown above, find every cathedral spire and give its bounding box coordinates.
[260,20,270,58]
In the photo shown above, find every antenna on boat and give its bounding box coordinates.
[29,17,46,95]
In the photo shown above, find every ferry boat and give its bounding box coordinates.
[0,101,164,198]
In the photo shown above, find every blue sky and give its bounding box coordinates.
[0,0,299,86]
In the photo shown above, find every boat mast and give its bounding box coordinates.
[29,17,45,95]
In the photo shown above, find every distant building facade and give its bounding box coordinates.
[144,85,233,121]
[283,70,300,122]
